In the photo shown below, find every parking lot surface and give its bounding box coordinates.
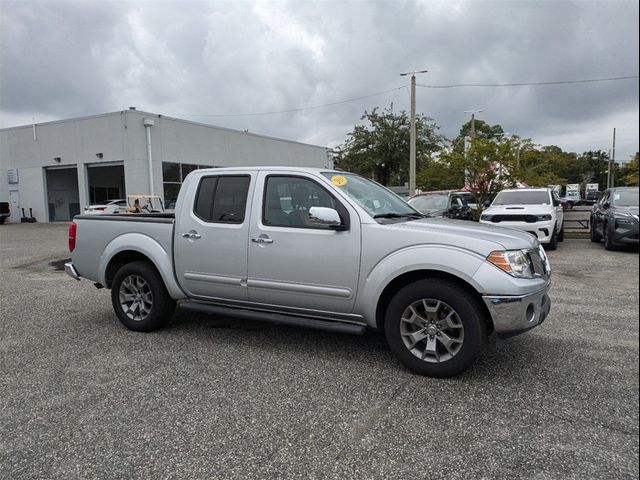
[1,223,638,479]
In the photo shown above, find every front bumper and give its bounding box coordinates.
[64,262,81,281]
[611,223,639,245]
[479,219,555,244]
[483,285,551,338]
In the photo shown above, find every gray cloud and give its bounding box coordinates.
[1,0,638,160]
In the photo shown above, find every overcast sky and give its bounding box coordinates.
[1,0,638,161]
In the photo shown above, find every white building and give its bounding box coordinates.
[0,108,333,222]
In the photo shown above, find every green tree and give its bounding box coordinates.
[618,153,639,186]
[451,119,505,154]
[334,105,445,185]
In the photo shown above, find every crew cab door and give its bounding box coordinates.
[174,172,255,301]
[246,172,361,315]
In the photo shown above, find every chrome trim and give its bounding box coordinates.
[183,272,243,286]
[483,285,551,336]
[247,279,353,298]
[64,262,81,281]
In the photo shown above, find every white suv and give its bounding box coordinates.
[480,188,564,250]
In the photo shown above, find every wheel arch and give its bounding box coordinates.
[374,269,493,333]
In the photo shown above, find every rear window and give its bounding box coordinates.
[493,191,550,206]
[194,175,251,223]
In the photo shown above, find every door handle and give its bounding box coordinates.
[181,232,201,239]
[251,236,273,244]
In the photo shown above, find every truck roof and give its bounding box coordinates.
[194,166,340,174]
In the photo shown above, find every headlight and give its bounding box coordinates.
[487,250,534,278]
[614,213,635,226]
[536,214,552,221]
[480,214,492,221]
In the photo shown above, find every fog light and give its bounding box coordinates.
[526,303,535,322]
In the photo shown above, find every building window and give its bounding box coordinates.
[162,162,216,209]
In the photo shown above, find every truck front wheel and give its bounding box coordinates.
[111,261,176,332]
[384,279,487,377]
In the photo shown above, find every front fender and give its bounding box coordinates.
[99,233,186,300]
[355,245,486,326]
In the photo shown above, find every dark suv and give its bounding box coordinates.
[408,192,473,220]
[590,187,639,250]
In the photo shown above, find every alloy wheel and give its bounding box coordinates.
[119,274,153,321]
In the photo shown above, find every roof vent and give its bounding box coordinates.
[128,106,136,110]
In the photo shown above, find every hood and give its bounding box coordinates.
[613,205,639,220]
[483,204,554,216]
[388,218,539,251]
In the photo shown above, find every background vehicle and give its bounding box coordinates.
[590,186,639,250]
[65,167,551,378]
[84,199,126,215]
[0,202,10,224]
[584,183,600,205]
[456,191,479,210]
[124,195,165,213]
[585,190,602,205]
[562,184,581,209]
[479,188,564,250]
[408,192,473,220]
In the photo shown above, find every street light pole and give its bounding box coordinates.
[400,69,428,197]
[463,110,483,138]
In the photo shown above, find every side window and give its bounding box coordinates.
[263,176,338,229]
[194,175,250,223]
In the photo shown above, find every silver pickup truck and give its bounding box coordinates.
[66,167,551,377]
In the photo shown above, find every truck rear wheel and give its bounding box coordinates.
[111,261,176,332]
[384,279,487,377]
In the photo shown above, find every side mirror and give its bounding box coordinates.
[603,202,610,209]
[451,203,462,211]
[484,200,492,208]
[308,207,346,230]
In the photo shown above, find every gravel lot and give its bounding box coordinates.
[1,223,638,479]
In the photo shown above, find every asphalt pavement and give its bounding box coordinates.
[1,223,638,479]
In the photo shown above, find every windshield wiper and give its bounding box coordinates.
[373,212,425,219]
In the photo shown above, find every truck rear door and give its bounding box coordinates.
[174,172,255,301]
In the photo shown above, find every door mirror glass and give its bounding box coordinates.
[484,200,492,208]
[308,207,344,229]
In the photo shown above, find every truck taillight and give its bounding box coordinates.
[68,221,77,252]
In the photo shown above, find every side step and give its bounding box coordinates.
[179,300,366,335]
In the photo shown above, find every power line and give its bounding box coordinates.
[169,86,405,118]
[167,75,638,119]
[417,75,639,89]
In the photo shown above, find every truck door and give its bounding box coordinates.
[246,172,361,315]
[174,172,254,301]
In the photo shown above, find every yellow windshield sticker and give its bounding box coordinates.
[331,175,347,187]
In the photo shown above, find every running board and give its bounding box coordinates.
[179,300,366,335]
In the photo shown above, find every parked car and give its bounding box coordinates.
[479,188,564,250]
[590,187,639,250]
[84,199,126,215]
[407,192,473,220]
[585,190,602,205]
[456,191,479,210]
[65,167,551,378]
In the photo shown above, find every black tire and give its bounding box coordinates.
[558,223,565,242]
[546,227,558,250]
[603,223,615,251]
[111,261,176,332]
[590,218,602,243]
[0,216,5,225]
[384,279,487,378]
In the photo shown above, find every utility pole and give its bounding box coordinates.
[464,110,483,138]
[609,127,616,188]
[400,69,428,197]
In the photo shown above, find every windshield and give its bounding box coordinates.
[321,172,420,219]
[493,190,550,206]
[612,190,639,207]
[409,195,448,210]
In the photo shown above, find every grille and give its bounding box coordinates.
[490,214,539,223]
[527,248,549,278]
